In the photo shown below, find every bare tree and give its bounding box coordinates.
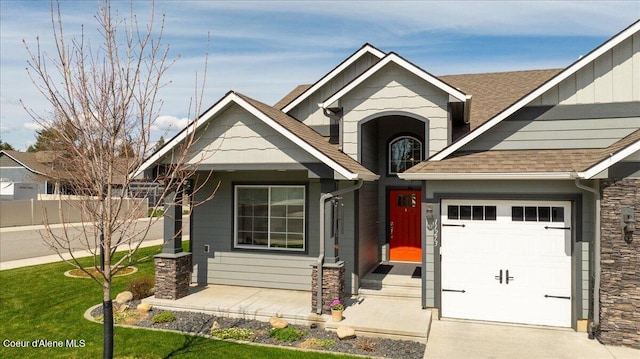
[22,1,214,358]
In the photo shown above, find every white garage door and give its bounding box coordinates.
[441,199,572,327]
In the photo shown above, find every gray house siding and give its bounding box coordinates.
[340,62,449,161]
[421,179,594,324]
[190,170,361,292]
[462,103,640,151]
[191,170,321,291]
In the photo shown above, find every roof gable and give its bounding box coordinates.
[321,52,468,108]
[280,44,385,113]
[0,150,51,175]
[432,20,640,161]
[136,92,378,181]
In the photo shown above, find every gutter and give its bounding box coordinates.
[573,177,601,339]
[316,179,363,315]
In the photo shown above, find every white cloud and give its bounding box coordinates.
[23,122,43,131]
[153,115,189,132]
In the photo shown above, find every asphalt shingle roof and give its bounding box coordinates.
[237,93,377,179]
[406,130,640,175]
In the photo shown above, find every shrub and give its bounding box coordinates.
[126,276,155,300]
[298,338,335,349]
[269,327,307,342]
[211,328,255,341]
[152,311,176,324]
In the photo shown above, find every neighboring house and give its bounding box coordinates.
[139,20,640,347]
[0,150,59,196]
[0,150,134,198]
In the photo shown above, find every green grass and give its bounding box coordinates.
[0,245,355,359]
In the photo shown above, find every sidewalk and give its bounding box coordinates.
[0,237,165,270]
[424,319,640,359]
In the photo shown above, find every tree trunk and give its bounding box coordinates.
[103,299,113,359]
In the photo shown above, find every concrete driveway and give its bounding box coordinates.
[424,319,639,359]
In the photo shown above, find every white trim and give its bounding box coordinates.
[320,53,467,108]
[582,139,640,179]
[398,172,575,181]
[281,44,385,113]
[134,92,369,181]
[431,21,640,161]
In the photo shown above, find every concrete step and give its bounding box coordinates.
[358,286,422,299]
[325,296,431,343]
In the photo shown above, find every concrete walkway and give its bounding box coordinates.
[425,319,640,359]
[325,296,431,342]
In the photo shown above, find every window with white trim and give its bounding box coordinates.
[389,136,422,174]
[235,185,305,251]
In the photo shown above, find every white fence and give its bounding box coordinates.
[0,197,148,227]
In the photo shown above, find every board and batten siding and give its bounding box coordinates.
[287,53,381,131]
[529,33,640,106]
[190,171,322,291]
[340,63,449,161]
[183,104,318,166]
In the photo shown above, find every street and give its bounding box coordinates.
[0,216,189,263]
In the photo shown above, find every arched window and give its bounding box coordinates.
[389,136,422,174]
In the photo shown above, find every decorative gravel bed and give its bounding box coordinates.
[91,301,425,359]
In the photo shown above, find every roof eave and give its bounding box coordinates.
[431,20,640,162]
[398,172,577,181]
[281,44,385,113]
[320,53,468,109]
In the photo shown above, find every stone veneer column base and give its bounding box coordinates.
[598,179,640,348]
[311,262,345,314]
[154,252,192,300]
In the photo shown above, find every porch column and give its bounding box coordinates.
[154,187,192,300]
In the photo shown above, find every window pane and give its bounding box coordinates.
[525,207,538,221]
[287,233,304,249]
[270,233,286,248]
[485,206,497,221]
[390,137,422,173]
[271,218,287,232]
[539,207,551,222]
[254,217,268,232]
[253,232,268,246]
[552,207,565,223]
[472,206,484,220]
[288,205,304,217]
[512,207,524,221]
[447,205,459,220]
[460,206,472,220]
[288,218,304,233]
[236,186,305,251]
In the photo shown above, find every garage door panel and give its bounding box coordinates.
[441,200,572,327]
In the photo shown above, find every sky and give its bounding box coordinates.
[1,1,639,151]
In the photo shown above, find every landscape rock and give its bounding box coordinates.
[115,291,133,304]
[136,303,152,312]
[117,304,128,313]
[269,317,289,329]
[210,321,220,331]
[336,325,356,340]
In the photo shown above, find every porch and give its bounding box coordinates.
[143,262,432,343]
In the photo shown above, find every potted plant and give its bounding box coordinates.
[330,299,344,322]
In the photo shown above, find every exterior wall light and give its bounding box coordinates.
[621,208,635,243]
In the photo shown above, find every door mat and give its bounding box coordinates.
[411,266,421,278]
[372,264,394,274]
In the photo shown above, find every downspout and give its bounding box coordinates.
[317,179,363,314]
[574,177,601,339]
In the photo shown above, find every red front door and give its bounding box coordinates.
[389,189,422,262]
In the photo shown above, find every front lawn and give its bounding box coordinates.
[0,246,355,359]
